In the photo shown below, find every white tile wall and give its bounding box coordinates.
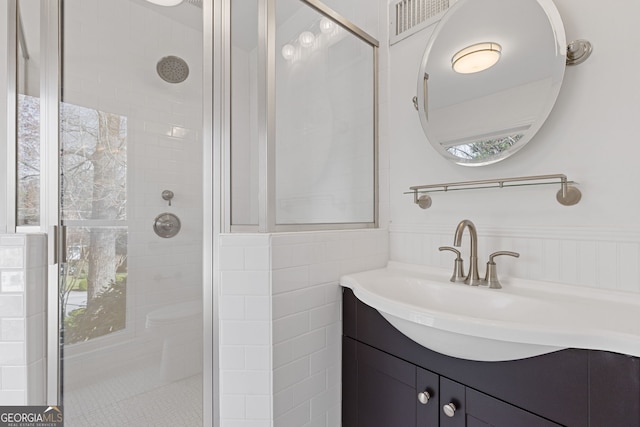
[219,234,272,427]
[219,229,388,427]
[0,234,47,405]
[61,0,204,386]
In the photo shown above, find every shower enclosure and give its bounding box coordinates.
[59,0,205,424]
[12,0,211,425]
[8,0,375,424]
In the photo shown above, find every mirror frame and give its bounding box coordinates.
[416,0,566,167]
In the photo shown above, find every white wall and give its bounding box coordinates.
[386,0,640,292]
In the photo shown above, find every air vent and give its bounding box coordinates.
[389,0,453,45]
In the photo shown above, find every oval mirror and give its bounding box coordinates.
[416,0,566,166]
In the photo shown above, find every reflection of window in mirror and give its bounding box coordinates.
[16,0,41,226]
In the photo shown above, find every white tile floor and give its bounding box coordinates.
[63,362,202,427]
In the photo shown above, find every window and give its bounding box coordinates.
[17,93,40,225]
[60,104,128,344]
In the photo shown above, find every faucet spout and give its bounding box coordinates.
[453,219,483,285]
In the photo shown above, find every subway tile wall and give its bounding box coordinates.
[219,229,388,427]
[61,0,203,380]
[0,234,47,405]
[219,234,273,427]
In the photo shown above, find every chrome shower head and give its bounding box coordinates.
[156,55,189,84]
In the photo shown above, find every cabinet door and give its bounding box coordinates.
[440,377,561,427]
[345,340,440,426]
[357,342,418,426]
[440,377,466,427]
[417,367,439,425]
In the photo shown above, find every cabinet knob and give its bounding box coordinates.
[417,391,431,405]
[443,402,456,417]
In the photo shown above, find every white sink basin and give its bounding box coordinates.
[340,261,640,361]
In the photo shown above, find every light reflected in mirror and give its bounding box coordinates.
[416,0,566,166]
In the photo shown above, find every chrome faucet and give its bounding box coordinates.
[453,219,483,285]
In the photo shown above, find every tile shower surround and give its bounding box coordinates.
[0,234,46,405]
[219,229,388,427]
[61,0,204,385]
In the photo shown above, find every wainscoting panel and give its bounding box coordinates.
[389,224,640,293]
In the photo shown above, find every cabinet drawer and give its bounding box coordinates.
[465,387,561,426]
[440,377,562,427]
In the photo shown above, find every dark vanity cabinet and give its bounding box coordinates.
[342,288,640,426]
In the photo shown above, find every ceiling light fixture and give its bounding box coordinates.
[452,42,502,74]
[145,0,184,6]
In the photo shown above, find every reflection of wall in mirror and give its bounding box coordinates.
[428,77,554,146]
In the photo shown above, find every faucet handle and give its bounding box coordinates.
[488,251,519,263]
[439,246,466,283]
[439,246,461,257]
[484,251,520,289]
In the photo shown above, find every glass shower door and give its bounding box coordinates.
[58,0,204,425]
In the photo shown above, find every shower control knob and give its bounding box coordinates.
[153,213,181,238]
[443,402,456,417]
[417,391,431,405]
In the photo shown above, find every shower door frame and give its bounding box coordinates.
[36,1,219,426]
[225,0,380,233]
[40,0,62,405]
